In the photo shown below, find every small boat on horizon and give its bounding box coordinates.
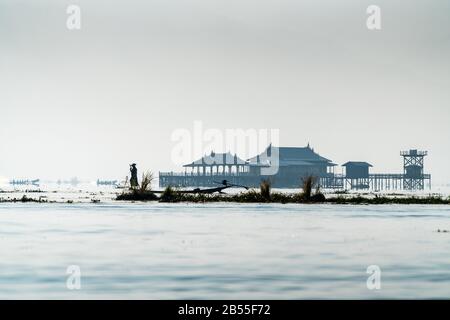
[9,179,40,186]
[97,179,118,186]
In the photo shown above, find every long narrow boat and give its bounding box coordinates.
[152,180,249,194]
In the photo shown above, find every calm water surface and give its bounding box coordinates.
[0,203,450,299]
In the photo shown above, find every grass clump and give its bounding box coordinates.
[160,186,178,202]
[140,171,154,192]
[299,175,326,202]
[116,170,158,202]
[301,176,314,200]
[260,180,271,201]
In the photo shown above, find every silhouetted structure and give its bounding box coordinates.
[401,150,430,190]
[246,145,337,188]
[160,145,432,191]
[339,150,431,191]
[130,164,139,188]
[160,145,337,188]
[343,162,373,190]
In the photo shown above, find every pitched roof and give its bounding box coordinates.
[278,147,332,162]
[247,145,333,167]
[183,152,247,167]
[342,161,373,167]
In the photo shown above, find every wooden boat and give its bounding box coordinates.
[152,180,248,194]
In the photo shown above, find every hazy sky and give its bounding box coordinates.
[1,0,449,183]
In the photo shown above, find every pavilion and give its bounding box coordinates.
[183,151,249,176]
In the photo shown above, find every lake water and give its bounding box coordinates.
[1,203,450,299]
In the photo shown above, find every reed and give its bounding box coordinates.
[140,171,154,192]
[260,179,272,201]
[298,175,325,202]
[301,176,314,200]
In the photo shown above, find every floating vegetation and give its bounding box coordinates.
[0,195,48,203]
[116,172,450,205]
[116,170,159,201]
[328,195,450,205]
[116,190,158,201]
[1,191,449,205]
[116,190,450,205]
[159,186,178,202]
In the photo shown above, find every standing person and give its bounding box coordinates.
[130,163,139,188]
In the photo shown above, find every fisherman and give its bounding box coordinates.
[130,163,139,188]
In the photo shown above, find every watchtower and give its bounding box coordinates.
[401,149,428,190]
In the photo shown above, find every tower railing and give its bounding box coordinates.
[400,150,428,156]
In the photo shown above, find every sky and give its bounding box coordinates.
[1,0,449,183]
